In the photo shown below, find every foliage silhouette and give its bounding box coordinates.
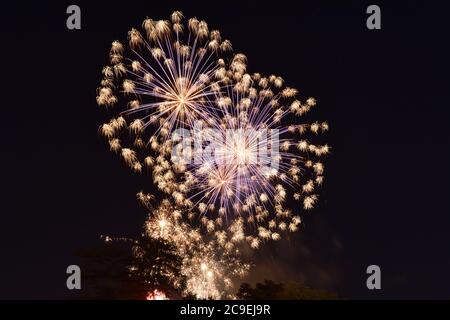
[74,236,183,299]
[237,280,338,300]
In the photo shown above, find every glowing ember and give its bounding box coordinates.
[146,289,168,300]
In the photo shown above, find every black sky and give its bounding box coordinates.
[1,0,449,299]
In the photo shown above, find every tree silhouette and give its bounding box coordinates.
[237,280,338,300]
[74,236,183,299]
[129,236,185,296]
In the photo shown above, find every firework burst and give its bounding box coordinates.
[96,11,330,250]
[180,74,330,248]
[97,11,235,144]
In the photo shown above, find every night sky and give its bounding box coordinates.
[1,1,449,299]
